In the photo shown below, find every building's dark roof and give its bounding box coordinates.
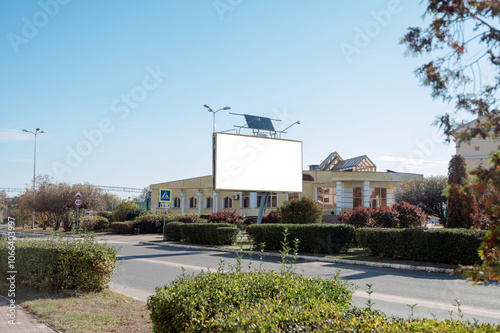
[331,155,368,170]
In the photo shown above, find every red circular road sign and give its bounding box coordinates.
[74,199,83,206]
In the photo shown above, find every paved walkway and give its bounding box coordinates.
[0,296,58,332]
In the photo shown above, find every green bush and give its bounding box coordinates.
[199,214,211,220]
[356,228,486,265]
[80,215,110,232]
[110,222,135,234]
[164,222,183,241]
[147,267,498,332]
[97,211,114,222]
[147,270,354,333]
[0,236,116,291]
[180,223,237,245]
[246,224,355,254]
[217,227,240,245]
[113,201,146,222]
[277,196,322,224]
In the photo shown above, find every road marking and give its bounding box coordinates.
[354,290,500,319]
[117,256,216,272]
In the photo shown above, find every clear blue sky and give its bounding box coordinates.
[1,0,463,190]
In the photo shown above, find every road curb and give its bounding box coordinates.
[139,241,455,275]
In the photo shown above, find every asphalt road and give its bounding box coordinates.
[100,236,500,325]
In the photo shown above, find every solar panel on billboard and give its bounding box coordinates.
[214,133,302,192]
[243,114,275,131]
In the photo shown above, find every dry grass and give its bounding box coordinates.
[1,284,152,333]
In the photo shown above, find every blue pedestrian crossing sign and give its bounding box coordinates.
[159,189,172,203]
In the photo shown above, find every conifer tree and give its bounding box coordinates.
[446,155,476,228]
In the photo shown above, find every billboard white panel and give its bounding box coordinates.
[214,133,303,192]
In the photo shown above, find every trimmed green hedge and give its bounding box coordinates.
[181,223,238,245]
[164,222,183,241]
[0,237,116,291]
[356,228,486,265]
[111,222,135,234]
[246,224,355,254]
[217,227,240,245]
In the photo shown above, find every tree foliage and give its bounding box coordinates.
[14,175,106,231]
[402,1,499,281]
[401,0,500,141]
[395,176,448,221]
[277,196,323,224]
[112,200,144,222]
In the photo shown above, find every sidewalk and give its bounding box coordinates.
[0,296,59,332]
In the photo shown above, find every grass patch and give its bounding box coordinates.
[1,283,152,332]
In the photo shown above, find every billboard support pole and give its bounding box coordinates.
[257,192,269,224]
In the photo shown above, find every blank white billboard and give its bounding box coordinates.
[214,133,303,192]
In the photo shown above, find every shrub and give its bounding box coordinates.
[356,228,486,265]
[164,222,183,241]
[113,201,146,222]
[208,211,242,225]
[0,236,116,291]
[247,224,355,254]
[110,222,135,234]
[261,210,280,224]
[277,197,323,224]
[133,220,161,234]
[217,227,240,245]
[147,270,354,333]
[392,201,426,228]
[147,265,498,332]
[180,223,237,245]
[136,212,161,223]
[371,206,398,228]
[177,214,198,223]
[199,214,211,220]
[97,211,114,222]
[80,215,110,232]
[340,206,372,228]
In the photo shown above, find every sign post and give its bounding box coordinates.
[74,191,83,232]
[159,189,172,240]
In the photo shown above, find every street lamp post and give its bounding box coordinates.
[22,128,46,229]
[204,104,231,134]
[204,104,230,198]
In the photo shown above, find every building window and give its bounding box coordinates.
[317,187,335,207]
[222,197,233,209]
[288,192,300,201]
[257,193,277,208]
[475,146,480,151]
[188,197,197,209]
[353,187,363,208]
[205,197,212,209]
[370,188,387,208]
[172,197,181,209]
[241,192,250,208]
